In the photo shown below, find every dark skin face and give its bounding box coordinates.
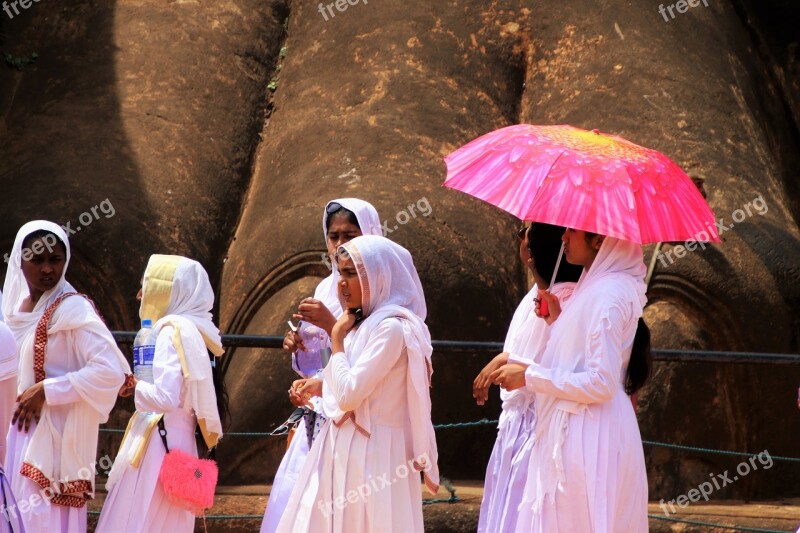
[20,238,66,311]
[14,237,67,432]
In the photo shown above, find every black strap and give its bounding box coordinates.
[157,416,170,453]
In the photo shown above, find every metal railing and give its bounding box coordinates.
[111,332,799,365]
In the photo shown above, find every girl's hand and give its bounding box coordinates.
[490,363,529,391]
[13,382,46,432]
[119,374,138,397]
[473,352,509,406]
[288,378,322,407]
[293,298,337,335]
[283,329,306,353]
[331,310,358,354]
[293,378,323,399]
[535,289,562,325]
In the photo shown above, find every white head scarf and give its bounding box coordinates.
[323,235,439,493]
[522,236,647,513]
[2,221,72,328]
[140,254,224,448]
[536,236,647,377]
[314,198,382,316]
[2,220,129,506]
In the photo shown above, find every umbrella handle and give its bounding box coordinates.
[539,298,549,317]
[549,243,565,288]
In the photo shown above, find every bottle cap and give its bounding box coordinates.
[141,319,153,327]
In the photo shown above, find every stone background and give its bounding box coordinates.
[1,0,798,499]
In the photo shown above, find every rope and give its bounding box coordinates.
[648,514,793,533]
[642,440,800,463]
[98,422,800,462]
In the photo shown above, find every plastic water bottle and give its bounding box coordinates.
[133,319,156,384]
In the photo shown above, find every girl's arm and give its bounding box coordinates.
[44,329,125,406]
[324,318,405,412]
[524,304,628,404]
[134,327,184,413]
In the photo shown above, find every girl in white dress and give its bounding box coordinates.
[475,223,582,533]
[262,198,382,533]
[493,230,651,532]
[97,254,224,532]
[2,220,129,532]
[277,235,439,533]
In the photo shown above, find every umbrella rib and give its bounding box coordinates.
[523,147,569,219]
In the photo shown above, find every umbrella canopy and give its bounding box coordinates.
[444,124,720,244]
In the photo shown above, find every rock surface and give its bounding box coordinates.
[1,0,798,497]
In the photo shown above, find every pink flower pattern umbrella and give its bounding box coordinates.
[444,124,720,244]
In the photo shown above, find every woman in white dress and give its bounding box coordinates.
[277,235,439,533]
[261,198,382,533]
[2,221,129,532]
[492,230,651,532]
[97,254,224,532]
[0,290,18,466]
[474,223,582,533]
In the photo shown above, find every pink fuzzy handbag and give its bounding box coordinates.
[157,417,218,515]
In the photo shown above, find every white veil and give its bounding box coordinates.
[314,198,382,316]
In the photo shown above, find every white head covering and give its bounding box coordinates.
[323,235,439,493]
[522,236,646,512]
[537,236,647,377]
[140,254,223,448]
[2,221,72,326]
[2,220,129,506]
[314,198,382,316]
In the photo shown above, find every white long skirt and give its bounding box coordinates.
[260,418,311,533]
[276,419,423,533]
[5,416,86,532]
[477,392,536,533]
[516,391,649,532]
[95,410,196,532]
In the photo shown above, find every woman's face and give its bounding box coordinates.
[518,226,532,267]
[21,237,66,298]
[562,228,603,268]
[337,253,363,310]
[326,213,362,258]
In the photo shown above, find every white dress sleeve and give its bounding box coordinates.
[323,318,405,413]
[134,327,184,413]
[524,303,628,404]
[44,328,125,406]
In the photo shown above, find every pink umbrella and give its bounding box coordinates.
[444,124,720,244]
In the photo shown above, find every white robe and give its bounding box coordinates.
[261,198,382,533]
[276,319,427,533]
[478,281,575,533]
[0,319,18,467]
[516,238,649,532]
[97,326,197,532]
[5,325,126,532]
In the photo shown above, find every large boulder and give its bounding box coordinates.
[2,0,798,499]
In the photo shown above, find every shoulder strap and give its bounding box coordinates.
[157,416,170,453]
[33,292,92,383]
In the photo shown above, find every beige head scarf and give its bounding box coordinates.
[140,254,224,448]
